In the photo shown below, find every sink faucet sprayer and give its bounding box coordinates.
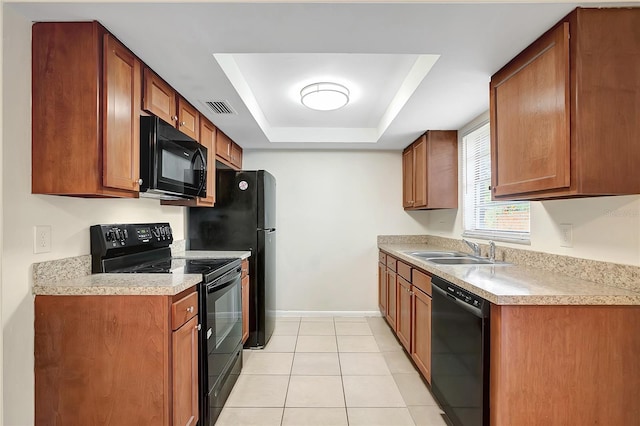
[463,239,481,257]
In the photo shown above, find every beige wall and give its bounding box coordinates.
[243,150,430,313]
[2,8,186,425]
[1,0,5,422]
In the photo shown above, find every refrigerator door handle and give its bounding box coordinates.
[258,228,276,232]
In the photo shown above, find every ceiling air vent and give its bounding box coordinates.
[205,100,236,115]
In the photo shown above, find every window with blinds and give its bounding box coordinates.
[462,122,530,242]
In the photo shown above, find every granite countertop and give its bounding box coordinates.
[33,273,202,296]
[32,250,252,296]
[379,243,640,306]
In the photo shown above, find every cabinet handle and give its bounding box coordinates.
[172,115,178,121]
[137,179,143,185]
[186,306,194,313]
[180,121,186,126]
[196,324,201,331]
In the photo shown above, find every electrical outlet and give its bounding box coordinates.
[34,225,52,254]
[559,223,573,248]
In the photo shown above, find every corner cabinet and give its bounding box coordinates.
[402,131,458,210]
[32,22,141,197]
[35,288,199,426]
[378,251,432,384]
[490,8,640,200]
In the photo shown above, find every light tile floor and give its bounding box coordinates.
[217,316,449,426]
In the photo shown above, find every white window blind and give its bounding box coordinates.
[462,122,530,243]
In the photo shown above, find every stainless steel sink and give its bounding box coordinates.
[427,257,495,265]
[405,251,466,258]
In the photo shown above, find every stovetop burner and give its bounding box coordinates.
[113,257,239,283]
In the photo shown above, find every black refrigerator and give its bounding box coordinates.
[188,170,276,348]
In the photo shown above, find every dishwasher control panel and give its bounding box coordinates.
[434,277,487,310]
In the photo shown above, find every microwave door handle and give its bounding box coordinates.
[192,147,207,196]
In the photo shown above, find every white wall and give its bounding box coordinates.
[0,0,5,422]
[243,150,429,313]
[427,113,640,267]
[2,8,186,425]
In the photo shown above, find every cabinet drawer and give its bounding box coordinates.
[172,291,198,331]
[386,256,397,272]
[413,270,432,296]
[379,252,386,264]
[397,261,412,282]
[241,259,249,278]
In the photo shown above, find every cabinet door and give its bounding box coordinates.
[242,275,250,344]
[385,269,397,330]
[402,147,414,208]
[231,143,243,169]
[172,315,199,426]
[490,23,570,198]
[216,131,232,162]
[413,136,427,208]
[143,68,176,126]
[102,34,141,192]
[396,277,412,352]
[178,97,199,141]
[378,262,387,315]
[198,119,217,206]
[411,287,431,383]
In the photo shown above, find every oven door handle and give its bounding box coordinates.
[206,269,241,294]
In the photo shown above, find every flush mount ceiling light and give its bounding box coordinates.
[300,82,350,111]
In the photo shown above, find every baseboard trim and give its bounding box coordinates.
[275,310,383,318]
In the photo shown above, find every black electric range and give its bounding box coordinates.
[90,222,239,282]
[90,222,244,426]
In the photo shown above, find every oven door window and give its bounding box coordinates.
[206,273,242,391]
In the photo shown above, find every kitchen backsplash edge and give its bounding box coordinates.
[377,235,640,292]
[32,240,188,286]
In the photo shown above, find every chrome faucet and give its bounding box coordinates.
[489,241,496,263]
[463,239,481,257]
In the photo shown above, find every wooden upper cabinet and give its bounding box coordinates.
[491,23,570,198]
[402,131,458,210]
[231,143,243,169]
[102,34,142,192]
[402,147,414,208]
[215,130,243,170]
[490,8,640,200]
[142,68,177,126]
[32,21,139,198]
[142,69,200,142]
[178,97,199,140]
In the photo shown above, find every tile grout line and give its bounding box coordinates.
[334,317,351,426]
[279,319,299,426]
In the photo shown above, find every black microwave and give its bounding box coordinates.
[139,116,207,200]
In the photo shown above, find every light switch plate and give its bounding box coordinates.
[559,223,573,248]
[34,225,52,254]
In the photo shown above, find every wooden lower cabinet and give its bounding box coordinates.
[34,288,199,426]
[385,268,398,330]
[396,276,412,351]
[378,260,387,314]
[172,315,199,426]
[411,286,432,383]
[491,304,640,425]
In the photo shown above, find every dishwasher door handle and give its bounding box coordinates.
[432,283,485,318]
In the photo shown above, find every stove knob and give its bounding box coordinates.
[160,227,166,237]
[114,229,121,240]
[152,227,160,239]
[105,231,112,242]
[123,229,128,239]
[165,226,172,237]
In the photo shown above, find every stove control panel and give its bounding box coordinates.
[91,223,173,250]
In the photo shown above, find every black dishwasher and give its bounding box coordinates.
[431,276,490,426]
